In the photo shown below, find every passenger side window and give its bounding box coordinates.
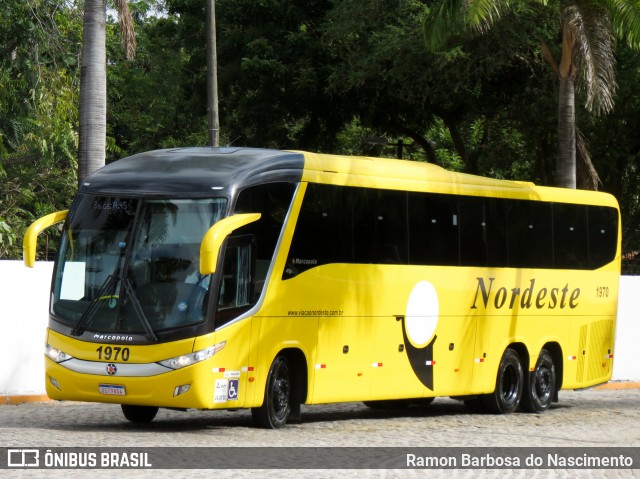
[284,184,618,274]
[408,193,459,266]
[284,184,352,278]
[352,188,408,264]
[459,197,507,267]
[554,203,588,269]
[507,201,553,268]
[588,206,618,269]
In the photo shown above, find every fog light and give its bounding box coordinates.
[174,384,190,397]
[49,376,61,390]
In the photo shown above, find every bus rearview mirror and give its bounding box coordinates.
[200,213,261,275]
[23,210,69,267]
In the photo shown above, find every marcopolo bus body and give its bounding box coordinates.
[24,148,621,427]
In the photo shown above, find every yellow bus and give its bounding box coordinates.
[24,148,621,428]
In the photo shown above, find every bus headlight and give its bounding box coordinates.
[158,341,226,370]
[45,343,73,363]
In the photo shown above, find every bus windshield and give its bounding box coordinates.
[51,195,227,336]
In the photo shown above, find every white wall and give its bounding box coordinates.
[613,275,640,381]
[0,261,53,395]
[1,260,638,396]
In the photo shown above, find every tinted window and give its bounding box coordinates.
[588,206,618,269]
[554,203,588,269]
[408,193,459,265]
[507,201,553,268]
[285,184,352,278]
[235,182,296,290]
[285,184,618,276]
[483,198,508,266]
[352,188,408,264]
[459,197,507,267]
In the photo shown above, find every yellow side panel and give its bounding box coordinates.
[586,319,614,383]
[193,320,254,409]
[247,313,318,408]
[429,314,476,397]
[259,260,619,402]
[314,316,372,402]
[469,267,619,392]
[369,315,420,400]
[576,325,588,384]
[262,263,479,403]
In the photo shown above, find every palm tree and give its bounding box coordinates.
[424,0,640,189]
[77,0,136,186]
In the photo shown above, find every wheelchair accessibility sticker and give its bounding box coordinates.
[228,379,238,401]
[213,378,239,403]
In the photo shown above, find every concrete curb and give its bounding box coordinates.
[594,381,640,390]
[1,395,52,405]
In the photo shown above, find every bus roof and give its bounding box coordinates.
[296,151,618,207]
[79,147,618,208]
[80,147,305,196]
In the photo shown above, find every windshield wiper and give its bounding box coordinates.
[71,274,118,336]
[123,279,158,342]
[70,275,158,341]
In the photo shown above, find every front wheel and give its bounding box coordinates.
[481,348,523,414]
[252,355,292,428]
[121,405,159,423]
[521,349,556,413]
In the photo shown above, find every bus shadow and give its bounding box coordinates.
[299,399,469,425]
[39,397,576,433]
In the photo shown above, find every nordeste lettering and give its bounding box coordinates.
[471,277,580,310]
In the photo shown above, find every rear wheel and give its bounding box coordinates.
[521,349,556,413]
[481,348,523,414]
[121,405,159,423]
[252,355,292,428]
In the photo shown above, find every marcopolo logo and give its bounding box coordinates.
[471,277,580,311]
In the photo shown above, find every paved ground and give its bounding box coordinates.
[1,388,639,478]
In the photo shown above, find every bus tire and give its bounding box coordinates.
[521,349,556,413]
[481,348,523,414]
[252,355,292,429]
[121,405,159,423]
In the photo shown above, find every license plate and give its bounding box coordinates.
[99,384,126,396]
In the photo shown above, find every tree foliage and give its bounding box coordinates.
[423,0,640,189]
[2,0,640,261]
[0,0,81,259]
